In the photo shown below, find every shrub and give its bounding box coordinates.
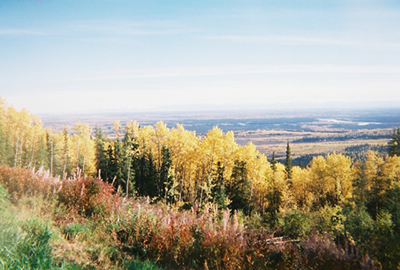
[0,165,60,202]
[0,215,52,269]
[124,258,163,270]
[57,177,120,218]
[282,209,312,239]
[61,223,91,241]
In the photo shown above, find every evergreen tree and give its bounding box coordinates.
[44,132,61,176]
[21,142,30,168]
[265,178,282,227]
[62,127,71,179]
[147,152,158,198]
[3,134,13,167]
[0,125,4,165]
[366,163,391,220]
[121,131,138,196]
[226,160,251,213]
[46,133,54,175]
[94,126,108,180]
[271,151,277,171]
[53,139,62,176]
[107,144,115,184]
[160,145,174,203]
[134,150,158,198]
[135,154,146,196]
[35,137,47,170]
[388,127,400,157]
[285,142,292,180]
[212,161,228,209]
[112,138,124,189]
[351,168,369,207]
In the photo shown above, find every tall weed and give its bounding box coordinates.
[0,165,60,202]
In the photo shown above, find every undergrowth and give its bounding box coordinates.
[0,165,378,269]
[0,184,81,269]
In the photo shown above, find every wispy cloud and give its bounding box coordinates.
[0,20,198,38]
[200,35,400,48]
[65,20,199,36]
[57,65,400,83]
[0,29,47,35]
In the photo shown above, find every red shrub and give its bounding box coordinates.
[57,177,120,218]
[0,165,60,201]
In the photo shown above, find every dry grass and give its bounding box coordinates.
[235,128,391,158]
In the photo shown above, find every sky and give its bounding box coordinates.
[1,0,400,114]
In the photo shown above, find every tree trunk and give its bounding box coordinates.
[76,139,79,176]
[50,137,54,176]
[28,134,36,169]
[13,134,18,167]
[126,156,132,198]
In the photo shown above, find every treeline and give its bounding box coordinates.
[292,133,391,143]
[0,98,95,178]
[1,98,400,215]
[291,144,389,167]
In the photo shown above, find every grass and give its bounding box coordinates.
[0,185,63,269]
[0,182,163,270]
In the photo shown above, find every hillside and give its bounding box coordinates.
[1,98,400,269]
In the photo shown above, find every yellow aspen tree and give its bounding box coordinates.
[275,162,292,213]
[309,156,329,208]
[325,153,355,203]
[0,98,6,128]
[250,153,272,213]
[168,124,199,202]
[27,115,43,169]
[221,131,239,182]
[241,142,260,210]
[152,122,170,187]
[6,108,31,167]
[291,166,314,210]
[137,125,155,155]
[199,127,227,205]
[72,122,96,177]
[112,120,123,139]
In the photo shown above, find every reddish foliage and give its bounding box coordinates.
[0,165,376,269]
[114,203,376,270]
[0,165,121,219]
[58,177,120,218]
[0,165,60,201]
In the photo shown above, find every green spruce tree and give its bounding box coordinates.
[388,127,400,157]
[0,125,4,165]
[94,126,108,180]
[271,151,277,171]
[212,161,228,209]
[226,160,251,213]
[285,141,292,180]
[62,127,72,179]
[160,146,175,203]
[121,131,138,197]
[35,137,47,170]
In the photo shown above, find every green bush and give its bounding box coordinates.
[282,209,312,239]
[0,185,80,269]
[0,217,54,269]
[61,223,90,241]
[124,258,163,270]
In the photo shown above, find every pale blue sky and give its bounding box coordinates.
[1,0,400,114]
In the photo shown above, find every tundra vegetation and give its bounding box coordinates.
[1,97,400,269]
